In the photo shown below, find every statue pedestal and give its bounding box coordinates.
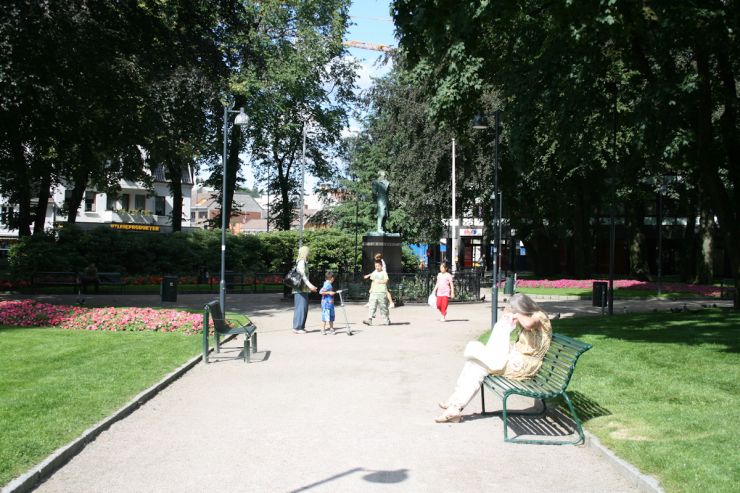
[362,234,402,274]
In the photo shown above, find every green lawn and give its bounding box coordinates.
[485,310,739,492]
[0,327,202,487]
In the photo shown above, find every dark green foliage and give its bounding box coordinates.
[7,228,383,278]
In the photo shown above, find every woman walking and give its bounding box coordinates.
[434,262,454,321]
[292,245,317,334]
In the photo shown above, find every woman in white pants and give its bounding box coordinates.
[435,293,552,423]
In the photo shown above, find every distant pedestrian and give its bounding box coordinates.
[292,245,317,334]
[434,262,454,322]
[363,259,390,326]
[320,271,336,335]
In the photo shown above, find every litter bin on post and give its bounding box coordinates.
[504,275,515,295]
[592,281,608,307]
[161,276,178,303]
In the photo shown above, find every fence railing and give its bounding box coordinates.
[333,271,483,303]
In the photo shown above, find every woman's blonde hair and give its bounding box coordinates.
[507,293,543,316]
[297,245,310,261]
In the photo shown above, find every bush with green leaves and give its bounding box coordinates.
[8,226,420,280]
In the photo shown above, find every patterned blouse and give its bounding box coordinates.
[502,311,552,380]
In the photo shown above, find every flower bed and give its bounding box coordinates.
[0,300,204,334]
[514,279,722,297]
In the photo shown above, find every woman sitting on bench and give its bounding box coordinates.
[435,293,552,423]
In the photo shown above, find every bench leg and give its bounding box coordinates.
[215,333,221,353]
[244,337,251,363]
[503,392,584,445]
[203,330,209,364]
[480,384,486,413]
[251,333,258,354]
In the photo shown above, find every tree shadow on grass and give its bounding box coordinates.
[553,309,739,353]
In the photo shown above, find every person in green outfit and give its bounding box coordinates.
[363,259,390,326]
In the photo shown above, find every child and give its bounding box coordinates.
[319,271,336,335]
[434,262,455,322]
[363,260,390,326]
[365,253,395,308]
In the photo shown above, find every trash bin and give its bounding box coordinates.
[504,275,515,295]
[592,281,608,307]
[161,275,178,303]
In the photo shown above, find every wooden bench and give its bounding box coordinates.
[97,272,126,292]
[209,271,247,293]
[480,333,592,445]
[31,272,80,293]
[202,300,258,363]
[81,272,126,293]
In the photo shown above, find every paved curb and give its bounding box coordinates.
[584,431,663,492]
[1,338,233,493]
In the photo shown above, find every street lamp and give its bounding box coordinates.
[473,110,502,328]
[220,106,249,313]
[299,121,308,248]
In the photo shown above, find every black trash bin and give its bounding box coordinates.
[504,275,515,295]
[592,281,608,307]
[161,275,178,303]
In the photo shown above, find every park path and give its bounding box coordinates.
[28,294,646,492]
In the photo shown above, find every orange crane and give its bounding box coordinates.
[342,40,395,53]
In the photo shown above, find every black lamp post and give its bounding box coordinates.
[220,106,249,313]
[473,110,501,328]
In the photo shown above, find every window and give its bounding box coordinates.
[154,196,166,216]
[84,192,96,212]
[134,194,146,211]
[1,206,13,226]
[106,194,117,211]
[199,211,207,219]
[120,194,130,211]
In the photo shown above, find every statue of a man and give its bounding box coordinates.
[372,170,390,233]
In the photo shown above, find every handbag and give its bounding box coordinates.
[427,292,437,308]
[283,266,302,289]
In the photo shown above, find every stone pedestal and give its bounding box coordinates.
[362,234,402,274]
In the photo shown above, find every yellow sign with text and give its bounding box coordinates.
[110,223,160,232]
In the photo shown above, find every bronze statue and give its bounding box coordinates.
[372,170,390,233]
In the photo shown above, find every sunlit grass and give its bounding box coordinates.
[0,327,202,487]
[482,310,739,492]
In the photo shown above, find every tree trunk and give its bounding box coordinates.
[10,136,32,237]
[624,196,651,280]
[65,167,90,224]
[571,185,591,278]
[695,43,739,308]
[166,161,183,232]
[679,194,697,282]
[33,172,52,235]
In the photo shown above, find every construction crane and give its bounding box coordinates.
[342,40,395,53]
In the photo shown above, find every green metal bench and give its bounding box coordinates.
[480,333,592,445]
[202,300,258,363]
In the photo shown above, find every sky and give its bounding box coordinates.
[237,1,396,191]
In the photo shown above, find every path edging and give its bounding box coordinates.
[584,431,663,493]
[1,337,233,493]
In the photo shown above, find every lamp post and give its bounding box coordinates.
[220,106,249,313]
[451,137,457,272]
[607,81,618,316]
[299,121,307,248]
[473,110,501,328]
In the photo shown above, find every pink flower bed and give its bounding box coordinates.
[0,300,204,334]
[514,279,722,297]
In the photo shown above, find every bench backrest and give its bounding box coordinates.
[97,272,122,282]
[528,333,592,393]
[204,300,229,333]
[32,272,79,283]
